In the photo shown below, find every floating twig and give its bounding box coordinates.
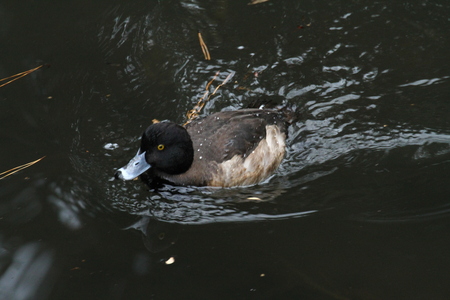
[198,32,211,60]
[184,71,235,126]
[209,71,234,95]
[0,65,44,88]
[0,156,45,180]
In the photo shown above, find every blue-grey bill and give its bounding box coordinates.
[116,151,151,180]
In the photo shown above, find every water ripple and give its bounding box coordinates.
[53,0,450,226]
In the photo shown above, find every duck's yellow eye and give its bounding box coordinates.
[157,144,165,151]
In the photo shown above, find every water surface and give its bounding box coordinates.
[1,0,450,299]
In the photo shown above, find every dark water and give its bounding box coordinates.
[1,0,450,299]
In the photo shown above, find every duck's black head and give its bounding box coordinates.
[115,122,194,180]
[141,122,194,174]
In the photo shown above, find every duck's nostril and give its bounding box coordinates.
[114,170,122,180]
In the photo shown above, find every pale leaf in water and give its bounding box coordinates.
[165,257,175,265]
[248,0,269,5]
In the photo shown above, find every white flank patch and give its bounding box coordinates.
[211,125,286,187]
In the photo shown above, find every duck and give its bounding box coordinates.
[114,108,292,187]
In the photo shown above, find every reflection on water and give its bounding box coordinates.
[128,217,181,253]
[110,179,318,224]
[0,242,55,300]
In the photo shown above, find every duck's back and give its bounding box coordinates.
[156,109,288,187]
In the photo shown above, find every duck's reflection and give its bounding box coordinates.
[127,217,180,253]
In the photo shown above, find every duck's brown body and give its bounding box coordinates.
[153,109,288,187]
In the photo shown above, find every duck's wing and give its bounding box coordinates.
[186,109,286,163]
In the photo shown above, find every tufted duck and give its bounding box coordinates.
[115,108,291,187]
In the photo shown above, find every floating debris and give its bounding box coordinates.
[103,143,119,150]
[165,257,175,265]
[0,65,46,88]
[0,156,45,180]
[184,71,235,126]
[248,0,269,5]
[198,32,211,60]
